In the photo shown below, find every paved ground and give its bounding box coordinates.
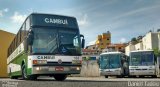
[0,77,160,87]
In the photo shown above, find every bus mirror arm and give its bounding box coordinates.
[80,34,85,48]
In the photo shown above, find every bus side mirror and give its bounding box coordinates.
[82,38,85,48]
[28,31,34,45]
[80,34,85,48]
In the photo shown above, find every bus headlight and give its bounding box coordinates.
[76,67,80,70]
[36,67,40,71]
[33,60,47,64]
[71,67,81,70]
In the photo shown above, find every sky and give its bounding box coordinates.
[0,0,160,46]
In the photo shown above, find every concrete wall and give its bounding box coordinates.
[80,60,100,77]
[0,30,15,77]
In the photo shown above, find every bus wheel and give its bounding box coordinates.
[129,75,136,78]
[152,75,157,78]
[28,75,37,80]
[22,64,27,80]
[54,74,67,81]
[105,75,108,78]
[10,76,18,79]
[139,76,144,78]
[9,69,18,79]
[117,75,122,78]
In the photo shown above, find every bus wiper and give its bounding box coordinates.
[49,36,58,53]
[49,45,58,53]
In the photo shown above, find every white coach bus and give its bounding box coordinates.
[7,13,85,81]
[129,50,160,77]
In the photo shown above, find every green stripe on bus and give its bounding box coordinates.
[10,68,32,77]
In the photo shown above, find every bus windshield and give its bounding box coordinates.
[100,54,121,69]
[32,28,81,55]
[130,51,154,66]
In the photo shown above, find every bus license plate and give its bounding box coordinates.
[55,67,64,71]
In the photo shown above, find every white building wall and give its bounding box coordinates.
[135,42,143,50]
[125,32,160,56]
[125,44,135,56]
[152,33,159,49]
[142,32,159,50]
[142,32,152,50]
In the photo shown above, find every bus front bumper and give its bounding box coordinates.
[129,70,155,76]
[32,65,81,75]
[100,68,122,76]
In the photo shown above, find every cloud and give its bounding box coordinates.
[114,5,160,20]
[0,11,2,17]
[11,12,27,23]
[77,14,89,27]
[87,40,96,46]
[0,8,9,17]
[120,38,127,43]
[3,8,9,12]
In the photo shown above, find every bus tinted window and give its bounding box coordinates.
[32,28,58,54]
[141,52,154,65]
[130,52,141,66]
[100,54,121,69]
[130,51,154,66]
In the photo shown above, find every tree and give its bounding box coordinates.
[131,37,138,44]
[153,48,160,57]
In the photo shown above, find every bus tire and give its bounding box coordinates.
[9,68,18,79]
[117,75,122,78]
[22,64,27,80]
[28,75,37,80]
[105,75,108,78]
[54,74,67,81]
[10,76,18,79]
[129,75,136,78]
[152,75,157,78]
[139,75,144,78]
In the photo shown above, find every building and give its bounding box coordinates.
[95,31,111,51]
[0,30,15,77]
[103,43,126,53]
[142,32,159,50]
[82,49,98,56]
[125,31,160,56]
[125,43,135,56]
[85,44,97,50]
[135,42,143,50]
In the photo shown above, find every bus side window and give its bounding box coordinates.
[73,36,78,47]
[26,18,30,35]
